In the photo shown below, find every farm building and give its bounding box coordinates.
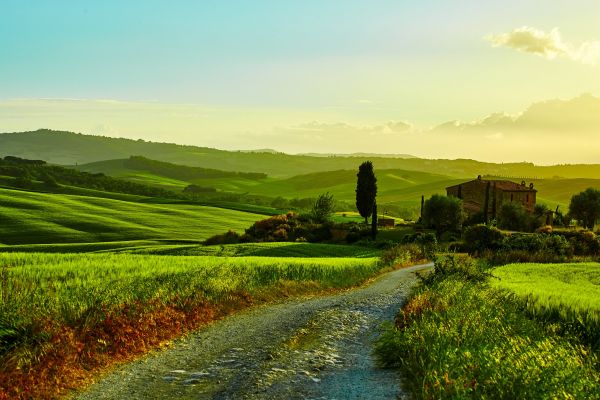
[377,217,395,228]
[446,176,537,218]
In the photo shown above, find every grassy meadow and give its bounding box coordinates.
[76,157,600,217]
[0,252,383,399]
[493,262,600,348]
[108,241,383,257]
[375,256,600,399]
[0,187,264,245]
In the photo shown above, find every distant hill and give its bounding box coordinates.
[297,152,416,158]
[75,156,600,217]
[2,129,600,179]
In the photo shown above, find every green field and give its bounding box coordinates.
[375,257,600,399]
[77,158,600,214]
[0,187,264,245]
[0,252,381,325]
[493,262,600,346]
[0,241,382,258]
[109,242,383,257]
[0,251,383,398]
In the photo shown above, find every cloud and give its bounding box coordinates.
[487,26,600,65]
[484,132,504,140]
[288,121,412,136]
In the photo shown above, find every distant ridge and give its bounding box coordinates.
[2,129,600,179]
[297,152,416,159]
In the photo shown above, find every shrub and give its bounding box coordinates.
[422,254,489,285]
[183,184,217,194]
[13,176,33,189]
[311,192,335,223]
[204,230,242,245]
[422,195,463,236]
[463,224,504,253]
[245,213,300,242]
[497,203,530,232]
[556,230,600,256]
[502,234,572,256]
[535,225,553,234]
[380,244,425,267]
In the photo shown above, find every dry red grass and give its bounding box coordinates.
[0,293,254,400]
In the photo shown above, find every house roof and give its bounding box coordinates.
[446,178,537,192]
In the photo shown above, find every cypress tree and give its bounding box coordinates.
[355,161,377,224]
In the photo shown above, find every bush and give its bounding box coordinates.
[463,225,504,253]
[345,225,370,244]
[480,233,574,265]
[13,176,33,189]
[439,231,460,243]
[204,230,242,245]
[422,195,463,236]
[183,184,217,194]
[502,234,572,257]
[497,203,530,232]
[311,192,335,223]
[244,213,300,242]
[422,254,489,285]
[555,230,600,256]
[535,225,553,234]
[380,244,425,267]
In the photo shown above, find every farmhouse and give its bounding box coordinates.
[446,176,537,218]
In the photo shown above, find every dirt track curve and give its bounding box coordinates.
[74,263,432,400]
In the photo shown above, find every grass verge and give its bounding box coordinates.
[375,256,600,399]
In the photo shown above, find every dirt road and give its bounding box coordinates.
[74,263,432,400]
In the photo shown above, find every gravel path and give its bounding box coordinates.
[73,263,432,400]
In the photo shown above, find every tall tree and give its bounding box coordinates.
[569,188,600,229]
[355,161,377,224]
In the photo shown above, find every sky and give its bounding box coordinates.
[1,1,600,163]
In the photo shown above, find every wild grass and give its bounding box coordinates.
[0,253,380,327]
[115,242,383,258]
[0,252,381,399]
[0,242,382,259]
[493,262,600,349]
[375,256,600,399]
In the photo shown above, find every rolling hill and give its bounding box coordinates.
[76,157,600,211]
[4,129,600,179]
[0,187,265,245]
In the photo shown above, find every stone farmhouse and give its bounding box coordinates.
[446,176,537,219]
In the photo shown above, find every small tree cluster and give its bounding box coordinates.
[422,195,463,236]
[569,188,600,229]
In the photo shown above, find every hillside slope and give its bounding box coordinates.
[0,187,264,245]
[4,129,600,178]
[75,158,600,211]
